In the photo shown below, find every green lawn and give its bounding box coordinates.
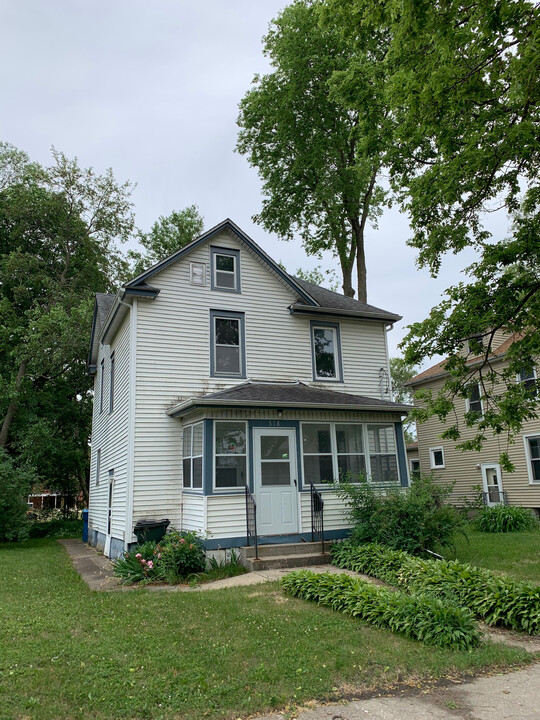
[0,540,531,720]
[443,528,540,584]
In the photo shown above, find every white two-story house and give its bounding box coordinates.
[87,219,410,558]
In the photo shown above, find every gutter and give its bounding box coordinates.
[289,304,402,324]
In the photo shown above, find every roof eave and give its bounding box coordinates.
[289,303,402,324]
[167,397,411,418]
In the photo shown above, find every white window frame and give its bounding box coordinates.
[409,458,420,477]
[95,448,101,486]
[300,422,400,487]
[190,261,206,286]
[213,420,248,492]
[523,433,540,485]
[518,367,538,397]
[429,446,445,469]
[182,422,204,491]
[465,382,484,417]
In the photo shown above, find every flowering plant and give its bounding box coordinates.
[113,540,161,584]
[156,529,206,583]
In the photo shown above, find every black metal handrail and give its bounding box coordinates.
[245,483,259,560]
[310,483,324,554]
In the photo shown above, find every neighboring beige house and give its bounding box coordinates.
[407,331,540,512]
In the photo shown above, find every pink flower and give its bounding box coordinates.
[147,561,154,569]
[135,553,141,558]
[141,558,147,565]
[180,538,186,544]
[158,553,162,559]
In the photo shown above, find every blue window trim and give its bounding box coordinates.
[210,246,241,294]
[109,351,115,414]
[310,320,343,383]
[394,422,409,487]
[209,309,246,379]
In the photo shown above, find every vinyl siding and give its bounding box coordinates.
[300,491,352,532]
[414,370,540,508]
[133,230,396,528]
[88,312,131,538]
[181,494,205,532]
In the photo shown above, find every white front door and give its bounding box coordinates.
[253,427,299,536]
[481,463,504,506]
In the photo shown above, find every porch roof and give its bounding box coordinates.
[166,380,411,418]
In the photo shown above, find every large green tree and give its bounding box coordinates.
[237,0,391,300]
[323,0,540,454]
[0,143,135,515]
[128,205,204,278]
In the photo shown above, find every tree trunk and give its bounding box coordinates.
[340,261,355,297]
[356,233,367,304]
[0,360,27,448]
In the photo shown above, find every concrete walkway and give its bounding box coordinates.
[59,540,540,720]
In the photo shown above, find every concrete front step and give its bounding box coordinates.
[242,552,331,572]
[242,541,325,560]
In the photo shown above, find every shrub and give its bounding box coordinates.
[335,474,465,555]
[281,570,480,650]
[28,518,83,539]
[156,529,206,583]
[0,450,37,542]
[473,505,539,533]
[113,541,162,584]
[331,541,540,635]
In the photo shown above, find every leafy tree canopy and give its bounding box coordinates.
[322,0,540,455]
[237,0,392,300]
[128,205,203,278]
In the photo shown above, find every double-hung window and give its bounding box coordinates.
[109,352,115,413]
[519,367,538,397]
[367,425,398,484]
[211,247,240,293]
[524,434,540,484]
[466,382,483,417]
[214,421,247,489]
[210,310,245,378]
[183,422,203,489]
[311,322,342,381]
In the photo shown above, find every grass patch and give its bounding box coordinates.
[443,528,540,584]
[0,540,531,720]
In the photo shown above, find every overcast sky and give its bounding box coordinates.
[1,1,502,361]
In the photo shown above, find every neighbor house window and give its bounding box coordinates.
[95,448,101,485]
[183,422,203,489]
[519,367,537,397]
[109,351,115,413]
[524,434,540,484]
[99,359,104,413]
[367,424,398,484]
[410,459,420,479]
[190,261,206,286]
[214,421,247,489]
[301,423,395,486]
[210,310,245,378]
[429,446,445,469]
[466,383,483,417]
[467,334,484,355]
[311,322,342,381]
[211,247,240,293]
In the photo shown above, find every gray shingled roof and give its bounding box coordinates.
[291,277,401,321]
[96,293,115,325]
[167,381,410,417]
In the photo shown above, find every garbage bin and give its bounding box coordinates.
[82,509,89,543]
[133,519,170,544]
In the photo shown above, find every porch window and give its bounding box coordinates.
[302,423,333,484]
[310,322,342,381]
[301,422,387,486]
[183,422,203,489]
[367,424,398,484]
[524,434,540,484]
[210,310,245,378]
[211,247,240,293]
[215,421,246,489]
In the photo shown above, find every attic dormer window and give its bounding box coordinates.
[211,247,240,293]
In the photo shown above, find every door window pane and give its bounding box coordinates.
[261,435,289,459]
[261,461,291,486]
